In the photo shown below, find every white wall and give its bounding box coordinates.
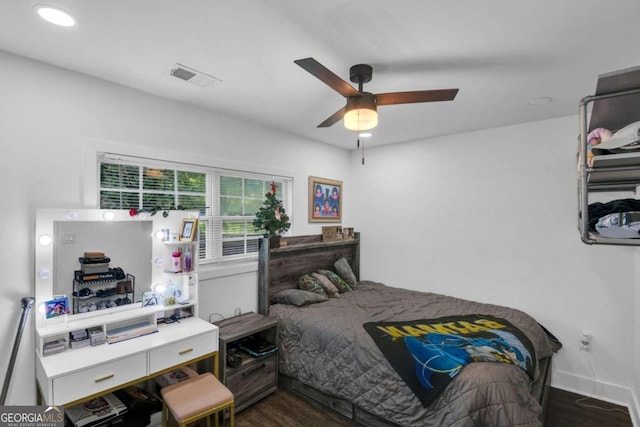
[0,50,351,404]
[350,117,639,422]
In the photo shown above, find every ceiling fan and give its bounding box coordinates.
[294,57,459,131]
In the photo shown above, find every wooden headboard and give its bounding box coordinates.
[257,233,360,315]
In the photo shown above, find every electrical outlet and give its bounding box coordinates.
[579,333,591,351]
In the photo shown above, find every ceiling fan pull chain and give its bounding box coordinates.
[355,136,365,164]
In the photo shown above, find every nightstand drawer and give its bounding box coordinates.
[227,355,277,401]
[52,353,146,405]
[148,332,216,374]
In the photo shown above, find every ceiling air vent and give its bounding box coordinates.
[170,63,221,87]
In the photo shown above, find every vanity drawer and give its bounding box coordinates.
[148,333,216,374]
[53,353,146,405]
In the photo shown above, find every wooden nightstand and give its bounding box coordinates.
[214,312,278,412]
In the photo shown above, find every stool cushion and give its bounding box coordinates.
[161,373,233,421]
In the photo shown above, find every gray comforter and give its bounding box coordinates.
[269,281,562,427]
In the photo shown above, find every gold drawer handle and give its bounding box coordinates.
[94,374,114,383]
[178,348,194,355]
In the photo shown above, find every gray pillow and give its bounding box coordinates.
[334,257,357,288]
[271,289,328,306]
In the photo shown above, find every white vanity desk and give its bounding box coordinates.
[36,316,218,406]
[34,209,218,407]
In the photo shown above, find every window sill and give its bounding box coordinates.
[198,259,258,280]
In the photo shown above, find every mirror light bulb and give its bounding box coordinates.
[38,234,53,245]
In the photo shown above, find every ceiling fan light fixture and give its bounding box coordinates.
[344,93,378,131]
[294,58,458,131]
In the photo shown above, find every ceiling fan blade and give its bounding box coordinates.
[376,89,459,106]
[317,107,346,128]
[295,58,361,98]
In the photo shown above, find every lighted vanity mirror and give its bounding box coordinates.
[35,209,193,327]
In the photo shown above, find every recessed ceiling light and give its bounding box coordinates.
[526,96,552,106]
[34,5,76,27]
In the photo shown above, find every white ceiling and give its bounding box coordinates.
[2,0,640,149]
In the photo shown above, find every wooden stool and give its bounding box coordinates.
[161,372,235,427]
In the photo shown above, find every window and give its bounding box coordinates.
[98,154,292,265]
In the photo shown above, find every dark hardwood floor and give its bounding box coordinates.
[544,388,632,427]
[235,387,633,427]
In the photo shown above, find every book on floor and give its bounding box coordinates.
[65,393,127,427]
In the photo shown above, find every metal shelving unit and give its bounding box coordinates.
[578,66,640,245]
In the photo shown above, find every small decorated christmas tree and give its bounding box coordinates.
[253,182,290,238]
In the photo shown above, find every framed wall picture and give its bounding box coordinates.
[179,218,198,241]
[309,176,342,222]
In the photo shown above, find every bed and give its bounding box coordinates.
[257,234,562,427]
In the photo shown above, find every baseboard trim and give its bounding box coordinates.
[552,369,639,426]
